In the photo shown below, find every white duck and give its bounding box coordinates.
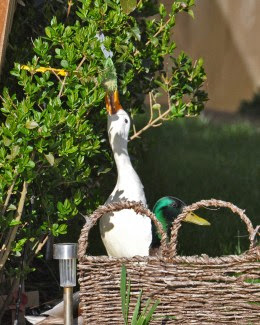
[99,91,152,257]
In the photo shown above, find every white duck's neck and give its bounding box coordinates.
[112,138,133,177]
[111,137,142,191]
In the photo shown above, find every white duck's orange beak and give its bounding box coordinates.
[105,90,122,115]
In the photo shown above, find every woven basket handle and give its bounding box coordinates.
[168,199,256,258]
[78,200,168,261]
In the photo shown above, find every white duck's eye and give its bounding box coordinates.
[124,119,128,123]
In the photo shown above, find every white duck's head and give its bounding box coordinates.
[105,91,131,154]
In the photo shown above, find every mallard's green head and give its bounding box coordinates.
[152,196,210,246]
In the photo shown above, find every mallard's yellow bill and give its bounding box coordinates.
[105,90,122,115]
[184,212,210,226]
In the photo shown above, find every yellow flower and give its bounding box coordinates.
[21,65,68,76]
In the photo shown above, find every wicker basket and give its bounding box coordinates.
[78,199,260,324]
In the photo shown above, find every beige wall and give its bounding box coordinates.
[165,0,260,112]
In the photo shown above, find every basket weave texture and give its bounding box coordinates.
[78,199,260,324]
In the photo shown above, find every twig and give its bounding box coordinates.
[67,0,73,18]
[153,123,162,127]
[136,0,143,8]
[1,175,17,217]
[76,55,87,71]
[58,74,67,98]
[0,176,18,246]
[146,18,171,47]
[130,107,171,141]
[38,104,44,111]
[52,70,63,83]
[34,235,49,255]
[0,181,28,271]
[26,233,49,267]
[132,123,137,136]
[131,78,173,141]
[148,92,153,124]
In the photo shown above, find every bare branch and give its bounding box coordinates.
[148,92,153,124]
[0,175,18,245]
[0,181,28,271]
[52,70,63,83]
[153,123,162,127]
[58,74,67,98]
[1,175,17,217]
[130,75,174,141]
[146,18,171,47]
[76,55,87,71]
[132,123,137,136]
[130,107,171,141]
[34,235,49,255]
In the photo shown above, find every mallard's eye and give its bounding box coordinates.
[125,119,128,124]
[170,203,177,208]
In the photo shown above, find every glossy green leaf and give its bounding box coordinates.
[9,219,21,226]
[7,145,20,160]
[61,60,69,68]
[45,27,52,38]
[120,0,137,14]
[7,204,17,211]
[44,152,55,166]
[3,136,12,147]
[25,120,39,129]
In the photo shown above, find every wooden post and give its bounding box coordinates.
[0,0,16,76]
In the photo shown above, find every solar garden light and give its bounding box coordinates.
[53,243,78,325]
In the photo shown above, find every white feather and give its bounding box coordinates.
[100,109,152,257]
[25,292,82,324]
[24,316,46,324]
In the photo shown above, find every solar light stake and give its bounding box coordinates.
[53,243,77,325]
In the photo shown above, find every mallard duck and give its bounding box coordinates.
[151,196,210,250]
[99,91,152,257]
